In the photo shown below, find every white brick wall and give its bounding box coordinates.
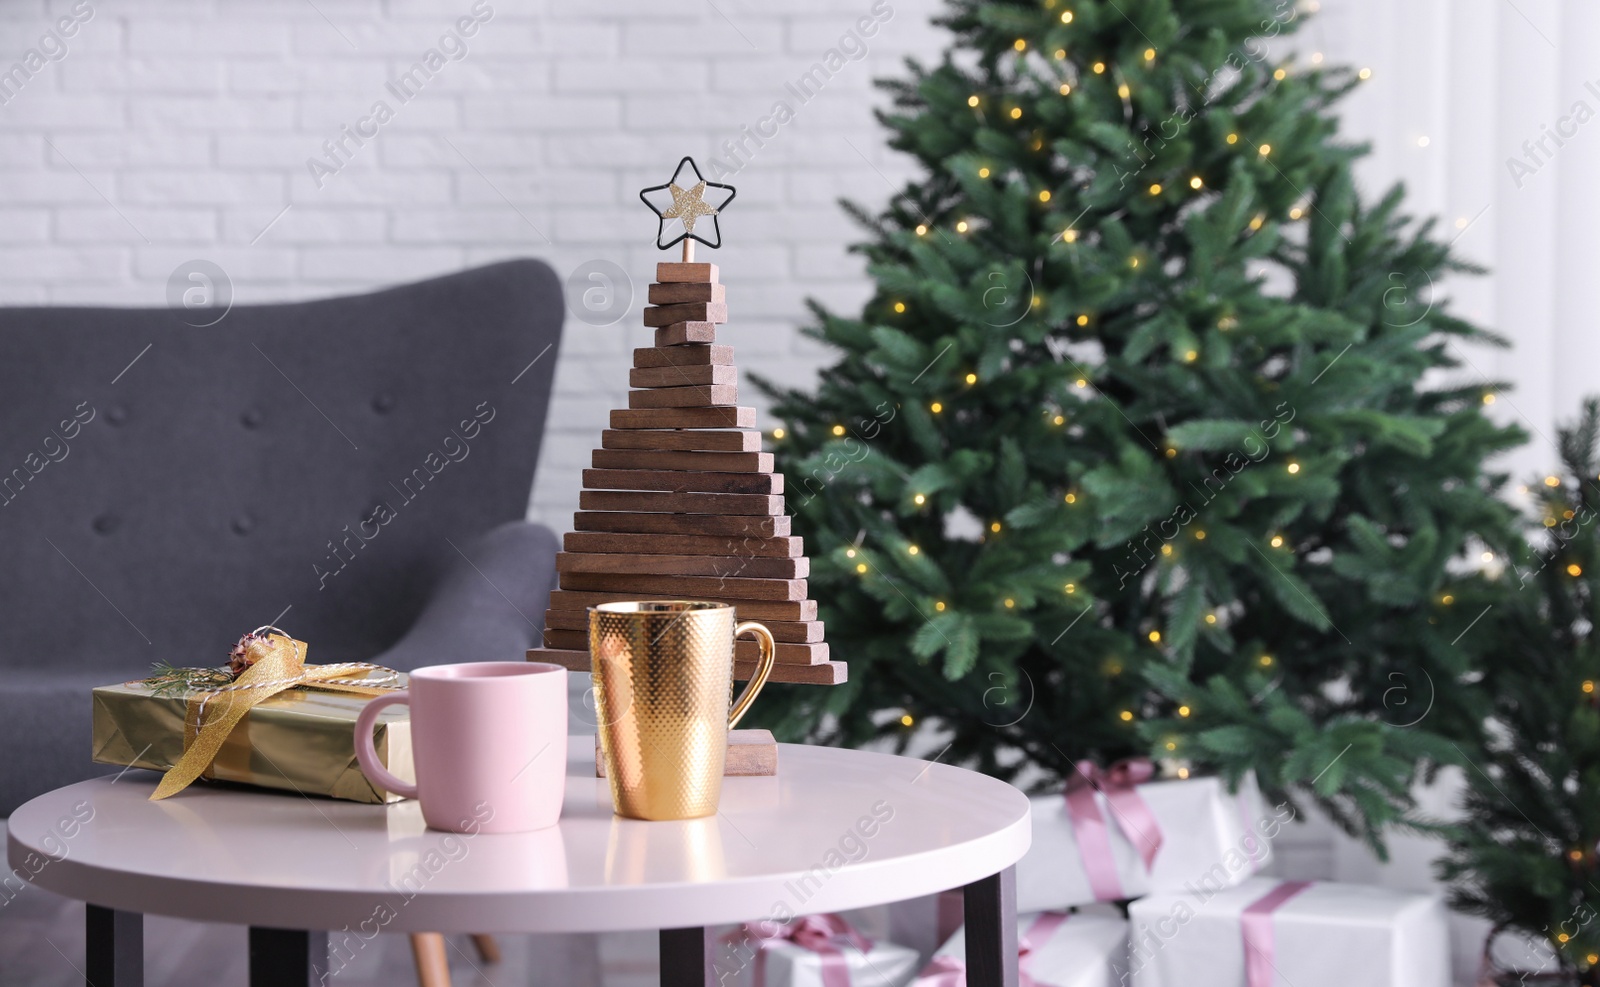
[0,0,949,527]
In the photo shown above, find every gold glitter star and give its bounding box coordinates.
[660,180,718,234]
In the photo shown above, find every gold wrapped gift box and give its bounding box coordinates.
[91,677,415,804]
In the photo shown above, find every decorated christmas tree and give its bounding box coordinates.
[1440,400,1600,986]
[753,0,1526,847]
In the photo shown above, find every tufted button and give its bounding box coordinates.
[231,514,255,536]
[106,406,128,425]
[371,393,395,414]
[241,409,263,429]
[91,513,119,535]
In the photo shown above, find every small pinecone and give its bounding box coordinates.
[227,632,262,677]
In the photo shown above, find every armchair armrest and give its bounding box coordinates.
[371,520,559,673]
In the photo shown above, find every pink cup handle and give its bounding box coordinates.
[353,691,419,800]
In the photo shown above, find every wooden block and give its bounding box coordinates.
[558,572,807,601]
[544,628,823,664]
[656,262,718,283]
[649,282,726,305]
[655,323,717,346]
[596,729,775,778]
[627,385,738,409]
[573,511,791,537]
[629,365,737,388]
[544,591,817,622]
[564,529,798,557]
[600,428,760,453]
[632,345,734,368]
[611,407,755,430]
[545,608,823,642]
[592,449,773,473]
[529,647,846,685]
[579,489,783,515]
[644,302,727,328]
[582,468,782,496]
[556,552,808,579]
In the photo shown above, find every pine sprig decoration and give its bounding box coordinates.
[750,0,1526,852]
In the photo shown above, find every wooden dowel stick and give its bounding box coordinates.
[683,239,695,263]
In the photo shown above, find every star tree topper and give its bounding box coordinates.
[638,157,737,257]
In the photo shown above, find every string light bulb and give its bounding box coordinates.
[1039,189,1051,202]
[1059,83,1072,95]
[1258,144,1272,156]
[1547,475,1562,487]
[1010,107,1023,119]
[1119,710,1135,721]
[1190,176,1203,189]
[990,521,1002,533]
[1013,38,1027,51]
[772,427,785,440]
[956,219,970,233]
[1148,630,1162,643]
[1178,705,1191,717]
[1570,563,1584,577]
[935,601,946,611]
[930,401,943,413]
[1287,462,1301,474]
[893,301,906,313]
[965,372,978,384]
[856,563,867,573]
[1060,10,1073,22]
[1092,61,1105,74]
[1358,67,1372,80]
[1117,83,1130,98]
[968,94,980,107]
[908,544,919,555]
[831,424,845,436]
[914,493,926,505]
[1149,183,1163,195]
[1144,48,1156,61]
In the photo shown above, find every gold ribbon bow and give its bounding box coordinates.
[150,628,400,801]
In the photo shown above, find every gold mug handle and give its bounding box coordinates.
[728,621,775,729]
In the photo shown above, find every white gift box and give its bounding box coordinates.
[717,916,921,987]
[1125,877,1450,987]
[1016,771,1279,911]
[927,909,1128,987]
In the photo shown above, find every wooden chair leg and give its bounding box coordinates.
[469,934,503,964]
[410,933,452,987]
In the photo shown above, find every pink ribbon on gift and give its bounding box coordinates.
[912,912,1069,987]
[1240,880,1313,987]
[727,913,872,987]
[1062,758,1165,901]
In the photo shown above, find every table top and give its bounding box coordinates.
[7,739,1030,933]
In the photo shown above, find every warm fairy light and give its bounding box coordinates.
[967,94,980,107]
[1561,933,1573,943]
[930,401,943,413]
[1226,133,1239,144]
[1076,313,1089,325]
[1054,49,1066,60]
[1164,447,1177,459]
[1184,349,1198,362]
[1165,740,1177,751]
[831,424,846,436]
[1259,655,1274,667]
[1149,183,1163,195]
[901,713,915,726]
[1063,228,1078,242]
[1249,215,1265,230]
[935,601,946,611]
[1178,705,1191,717]
[1144,48,1156,60]
[1075,378,1087,388]
[1190,176,1203,189]
[1483,392,1495,405]
[772,427,785,440]
[908,545,920,555]
[1060,10,1073,22]
[1195,530,1206,540]
[1287,462,1301,474]
[1117,83,1130,98]
[893,301,906,313]
[1092,61,1105,73]
[1482,551,1495,562]
[1010,107,1023,119]
[965,372,978,384]
[1065,583,1076,593]
[1312,52,1324,64]
[1178,766,1190,779]
[1442,594,1455,605]
[1053,415,1065,425]
[1130,256,1140,268]
[1013,38,1027,51]
[1589,953,1599,966]
[1148,630,1162,643]
[1059,83,1072,95]
[1273,68,1286,80]
[990,521,1002,533]
[856,563,867,573]
[1065,492,1077,503]
[1570,564,1584,577]
[1547,475,1562,487]
[846,548,856,557]
[914,493,926,505]
[1004,598,1016,608]
[1270,535,1284,548]
[956,219,970,233]
[1120,710,1135,721]
[1161,543,1173,555]
[915,224,928,236]
[1289,207,1304,220]
[1039,190,1051,202]
[1583,680,1595,694]
[978,166,991,178]
[1031,137,1043,151]
[1358,67,1372,80]
[1259,144,1272,156]
[1205,614,1218,626]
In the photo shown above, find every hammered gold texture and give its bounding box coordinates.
[591,603,767,820]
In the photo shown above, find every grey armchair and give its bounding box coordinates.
[0,258,564,816]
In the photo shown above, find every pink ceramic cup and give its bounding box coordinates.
[354,662,568,834]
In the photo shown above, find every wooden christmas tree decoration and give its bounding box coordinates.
[528,157,846,686]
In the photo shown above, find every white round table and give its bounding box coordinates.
[8,739,1031,986]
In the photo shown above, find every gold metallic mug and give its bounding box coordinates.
[589,601,776,820]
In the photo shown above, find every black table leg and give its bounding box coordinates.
[660,926,715,987]
[248,927,328,987]
[86,904,143,987]
[963,865,1018,987]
